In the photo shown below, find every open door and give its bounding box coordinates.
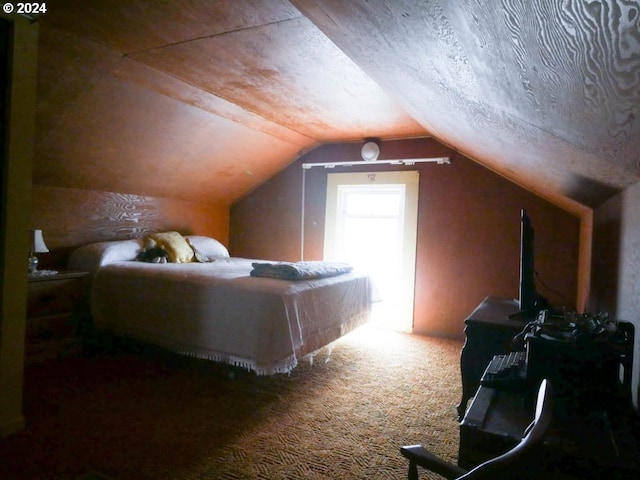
[324,171,419,331]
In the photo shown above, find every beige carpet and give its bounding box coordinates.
[0,326,463,480]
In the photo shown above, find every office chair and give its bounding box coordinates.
[400,379,554,480]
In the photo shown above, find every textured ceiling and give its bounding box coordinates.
[33,0,640,210]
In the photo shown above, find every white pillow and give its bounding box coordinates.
[184,235,230,258]
[68,239,143,272]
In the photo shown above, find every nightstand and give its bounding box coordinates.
[26,270,89,364]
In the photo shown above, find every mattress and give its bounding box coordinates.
[90,256,373,374]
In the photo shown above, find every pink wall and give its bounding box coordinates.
[30,185,229,268]
[231,138,580,338]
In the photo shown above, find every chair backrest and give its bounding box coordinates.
[458,379,554,480]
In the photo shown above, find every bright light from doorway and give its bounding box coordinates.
[324,171,419,332]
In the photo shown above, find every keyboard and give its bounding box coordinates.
[480,351,527,388]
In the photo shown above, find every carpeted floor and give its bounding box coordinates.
[0,326,463,480]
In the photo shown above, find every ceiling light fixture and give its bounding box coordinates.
[361,141,380,162]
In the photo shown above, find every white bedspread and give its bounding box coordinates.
[91,258,373,374]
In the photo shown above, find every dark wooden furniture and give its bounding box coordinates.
[457,314,639,477]
[457,296,527,419]
[459,385,538,469]
[26,270,89,364]
[459,384,640,478]
[401,380,554,480]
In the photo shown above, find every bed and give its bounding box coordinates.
[69,234,374,375]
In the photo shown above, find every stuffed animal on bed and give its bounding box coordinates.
[135,246,170,263]
[136,233,215,263]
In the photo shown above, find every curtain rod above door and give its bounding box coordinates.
[301,157,450,169]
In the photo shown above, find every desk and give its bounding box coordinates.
[459,386,531,468]
[459,385,640,478]
[457,296,527,419]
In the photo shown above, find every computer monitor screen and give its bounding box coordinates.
[519,208,536,311]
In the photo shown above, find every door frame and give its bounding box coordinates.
[324,170,419,331]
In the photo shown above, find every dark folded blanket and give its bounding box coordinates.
[250,261,353,280]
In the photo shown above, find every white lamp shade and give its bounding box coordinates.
[361,141,380,162]
[30,229,49,253]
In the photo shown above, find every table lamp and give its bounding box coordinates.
[28,229,49,274]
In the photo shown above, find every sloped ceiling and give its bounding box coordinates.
[34,0,640,212]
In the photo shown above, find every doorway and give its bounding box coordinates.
[324,171,419,331]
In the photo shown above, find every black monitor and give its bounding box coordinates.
[511,209,548,319]
[519,209,536,311]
